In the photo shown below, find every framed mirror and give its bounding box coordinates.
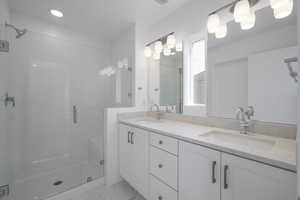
[148,49,183,113]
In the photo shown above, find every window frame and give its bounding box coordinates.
[184,33,207,107]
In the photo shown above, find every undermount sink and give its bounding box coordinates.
[199,131,276,151]
[134,118,162,124]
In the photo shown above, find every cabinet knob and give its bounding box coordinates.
[159,140,163,145]
[158,164,163,168]
[158,195,163,200]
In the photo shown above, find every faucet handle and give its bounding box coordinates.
[246,106,255,118]
[235,107,244,119]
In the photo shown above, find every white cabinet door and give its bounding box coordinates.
[179,141,221,200]
[131,128,149,198]
[119,124,133,183]
[221,153,297,200]
[119,124,149,199]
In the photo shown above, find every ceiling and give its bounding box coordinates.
[8,0,194,40]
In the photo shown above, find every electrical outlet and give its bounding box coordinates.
[0,185,9,199]
[0,40,9,52]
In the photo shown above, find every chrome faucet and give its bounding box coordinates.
[151,104,163,120]
[235,106,254,134]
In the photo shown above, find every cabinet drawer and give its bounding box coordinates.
[150,175,177,200]
[150,133,178,155]
[150,147,178,190]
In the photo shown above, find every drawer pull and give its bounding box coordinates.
[224,165,229,189]
[158,195,163,200]
[212,161,217,184]
[127,131,130,143]
[130,132,134,144]
[158,164,163,168]
[159,140,163,145]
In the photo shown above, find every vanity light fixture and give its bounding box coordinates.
[207,0,294,39]
[50,9,64,18]
[144,32,181,59]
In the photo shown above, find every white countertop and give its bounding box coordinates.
[119,117,296,172]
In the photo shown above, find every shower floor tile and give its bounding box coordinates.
[47,179,145,200]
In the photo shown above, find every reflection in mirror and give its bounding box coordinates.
[186,39,207,105]
[207,4,298,125]
[148,49,183,113]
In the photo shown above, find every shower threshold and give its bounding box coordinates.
[46,178,144,200]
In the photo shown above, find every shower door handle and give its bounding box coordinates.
[73,105,78,124]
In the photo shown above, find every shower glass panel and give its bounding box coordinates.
[8,28,105,200]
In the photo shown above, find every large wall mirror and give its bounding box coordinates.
[147,1,298,125]
[207,3,298,125]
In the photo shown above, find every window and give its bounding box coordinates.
[185,39,206,105]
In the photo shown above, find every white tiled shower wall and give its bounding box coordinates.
[2,10,115,200]
[0,0,12,199]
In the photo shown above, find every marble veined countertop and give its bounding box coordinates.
[119,116,296,172]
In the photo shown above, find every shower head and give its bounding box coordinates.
[5,22,27,39]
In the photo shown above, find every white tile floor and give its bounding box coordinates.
[47,179,145,200]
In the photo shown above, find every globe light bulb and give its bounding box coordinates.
[167,35,176,49]
[207,13,220,33]
[234,0,251,23]
[273,0,293,19]
[215,23,227,39]
[154,41,163,54]
[240,11,256,30]
[153,52,161,60]
[144,46,152,58]
[270,0,291,9]
[163,46,171,56]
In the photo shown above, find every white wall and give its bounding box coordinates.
[0,0,12,199]
[7,12,113,199]
[248,46,298,124]
[134,23,149,108]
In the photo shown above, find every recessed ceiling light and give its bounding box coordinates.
[50,9,64,18]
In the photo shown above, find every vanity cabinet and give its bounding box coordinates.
[149,133,179,200]
[119,124,149,198]
[179,141,297,200]
[179,141,221,200]
[119,123,296,200]
[221,153,297,200]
